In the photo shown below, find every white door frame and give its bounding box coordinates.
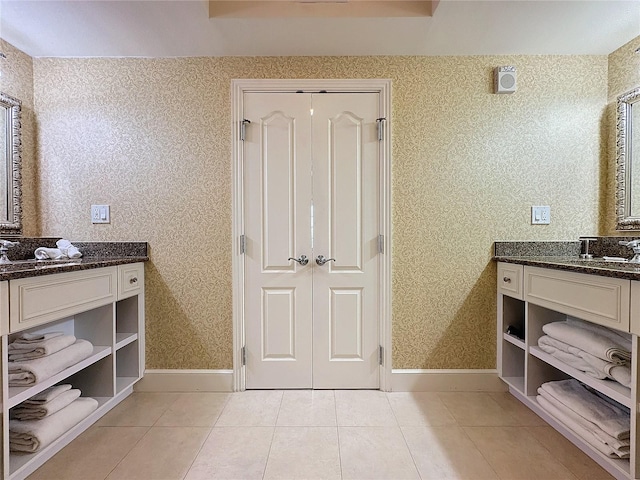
[231,79,392,391]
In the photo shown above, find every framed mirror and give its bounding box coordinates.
[0,92,22,236]
[616,86,640,230]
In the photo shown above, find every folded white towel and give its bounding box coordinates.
[8,339,94,386]
[540,379,630,440]
[8,334,76,361]
[537,388,629,449]
[34,247,66,260]
[22,384,72,404]
[11,332,64,344]
[566,316,632,352]
[538,335,632,387]
[12,389,81,420]
[543,321,631,365]
[537,395,629,458]
[9,397,98,453]
[56,239,82,259]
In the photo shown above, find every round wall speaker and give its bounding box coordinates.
[495,66,517,94]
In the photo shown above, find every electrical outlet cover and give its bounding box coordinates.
[91,205,110,224]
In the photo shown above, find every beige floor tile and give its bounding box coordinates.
[464,426,580,480]
[402,426,499,479]
[185,426,274,480]
[335,390,397,426]
[489,392,547,426]
[96,392,180,427]
[105,426,210,480]
[155,392,230,427]
[437,392,520,426]
[263,427,341,479]
[339,426,420,480]
[527,426,615,480]
[215,390,283,426]
[277,390,337,426]
[27,426,148,480]
[387,392,457,427]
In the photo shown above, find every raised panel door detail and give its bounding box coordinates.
[329,288,363,360]
[262,287,296,360]
[329,112,363,272]
[261,111,296,272]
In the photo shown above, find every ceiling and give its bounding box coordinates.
[0,0,639,58]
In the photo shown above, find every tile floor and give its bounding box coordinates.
[27,390,615,480]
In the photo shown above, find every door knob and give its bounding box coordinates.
[288,255,309,266]
[316,255,336,266]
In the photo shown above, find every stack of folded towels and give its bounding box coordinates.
[537,316,632,388]
[8,332,94,386]
[537,379,630,458]
[10,384,98,453]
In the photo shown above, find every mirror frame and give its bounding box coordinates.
[616,86,640,230]
[0,92,22,236]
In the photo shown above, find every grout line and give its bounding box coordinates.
[334,391,344,480]
[260,390,284,479]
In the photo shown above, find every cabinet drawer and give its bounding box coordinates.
[118,263,144,300]
[497,262,524,300]
[10,267,117,332]
[524,266,630,332]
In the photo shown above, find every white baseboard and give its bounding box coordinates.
[135,369,234,392]
[391,369,506,392]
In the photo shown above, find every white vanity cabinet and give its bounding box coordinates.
[497,262,639,480]
[0,263,145,480]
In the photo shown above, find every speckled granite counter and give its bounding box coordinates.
[493,239,640,281]
[0,239,148,281]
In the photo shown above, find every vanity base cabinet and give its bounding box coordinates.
[497,263,636,480]
[0,263,145,480]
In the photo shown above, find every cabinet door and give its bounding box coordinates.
[524,266,630,332]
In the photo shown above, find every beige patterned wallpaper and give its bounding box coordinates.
[7,47,609,370]
[603,36,640,234]
[0,39,38,236]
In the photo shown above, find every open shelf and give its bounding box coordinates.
[115,333,138,351]
[502,376,525,393]
[529,346,631,408]
[503,332,525,349]
[7,346,112,409]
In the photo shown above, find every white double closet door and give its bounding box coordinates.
[244,91,380,389]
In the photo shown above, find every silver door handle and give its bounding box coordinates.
[316,255,336,266]
[288,255,309,266]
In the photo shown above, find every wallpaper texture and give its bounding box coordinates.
[0,39,38,236]
[603,36,640,234]
[16,53,607,370]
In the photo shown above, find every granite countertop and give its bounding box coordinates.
[493,255,640,280]
[493,239,640,280]
[0,256,148,281]
[0,238,148,281]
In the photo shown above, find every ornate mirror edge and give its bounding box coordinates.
[0,92,22,236]
[616,86,640,230]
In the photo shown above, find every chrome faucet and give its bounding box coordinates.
[619,240,640,263]
[0,239,19,264]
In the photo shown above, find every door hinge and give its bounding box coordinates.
[241,346,247,366]
[240,119,251,142]
[376,117,386,142]
[377,234,385,254]
[240,235,246,254]
[378,345,384,366]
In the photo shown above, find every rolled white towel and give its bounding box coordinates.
[56,239,82,259]
[34,247,66,260]
[10,397,98,453]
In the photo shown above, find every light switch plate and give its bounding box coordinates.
[531,205,550,225]
[91,205,110,224]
